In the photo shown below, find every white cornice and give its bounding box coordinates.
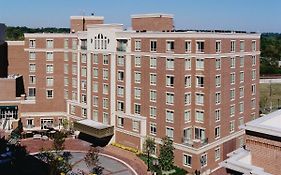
[20,112,67,117]
[131,13,174,19]
[70,16,104,20]
[7,41,24,45]
[24,33,77,38]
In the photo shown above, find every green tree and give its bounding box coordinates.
[84,147,103,175]
[159,136,174,171]
[143,136,156,155]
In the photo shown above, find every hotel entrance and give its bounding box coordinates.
[0,106,18,130]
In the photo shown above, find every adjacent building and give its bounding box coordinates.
[221,109,281,175]
[1,14,260,174]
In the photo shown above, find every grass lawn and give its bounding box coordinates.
[260,83,281,113]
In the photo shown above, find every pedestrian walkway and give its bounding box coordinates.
[20,138,148,175]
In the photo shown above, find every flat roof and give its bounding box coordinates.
[76,119,110,129]
[245,109,281,138]
[70,16,104,20]
[131,13,174,19]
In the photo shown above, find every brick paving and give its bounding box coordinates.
[20,138,148,175]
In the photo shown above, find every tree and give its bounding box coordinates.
[53,132,66,152]
[158,136,174,171]
[143,136,156,155]
[84,147,103,175]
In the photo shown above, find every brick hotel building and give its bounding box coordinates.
[0,14,260,174]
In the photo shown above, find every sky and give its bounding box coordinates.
[0,0,280,33]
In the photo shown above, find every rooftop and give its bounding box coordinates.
[76,119,111,129]
[0,74,21,80]
[244,109,281,138]
[131,13,174,19]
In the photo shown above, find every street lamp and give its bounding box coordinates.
[147,145,150,172]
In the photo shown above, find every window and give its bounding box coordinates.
[72,65,77,75]
[81,67,87,77]
[93,54,98,64]
[196,58,204,70]
[64,90,68,99]
[150,73,156,85]
[185,58,191,70]
[103,113,109,125]
[72,91,77,101]
[103,69,109,80]
[117,55,124,66]
[135,40,141,51]
[215,92,221,104]
[29,52,36,60]
[230,89,235,101]
[70,105,75,115]
[196,76,204,87]
[239,87,244,98]
[81,80,87,90]
[183,154,192,167]
[150,57,157,68]
[103,84,109,95]
[252,55,256,66]
[46,77,54,86]
[93,68,98,78]
[230,57,235,68]
[64,52,68,61]
[132,120,139,132]
[185,93,191,105]
[117,86,124,97]
[166,110,174,123]
[166,58,174,70]
[230,73,235,84]
[216,41,221,53]
[81,53,87,63]
[231,40,235,52]
[184,110,191,123]
[28,88,36,97]
[26,119,34,128]
[240,40,245,51]
[134,88,141,99]
[150,106,157,118]
[230,120,235,133]
[252,70,256,80]
[150,123,157,135]
[64,39,68,49]
[196,41,205,53]
[150,90,157,102]
[93,96,98,107]
[117,116,124,127]
[185,41,191,53]
[215,109,221,122]
[215,147,220,161]
[166,92,174,105]
[195,128,206,140]
[81,94,87,103]
[215,75,221,87]
[166,40,175,52]
[240,71,244,83]
[150,40,157,52]
[134,104,141,114]
[251,84,256,95]
[29,39,36,48]
[166,127,174,139]
[195,93,204,105]
[239,102,244,113]
[103,54,109,65]
[230,105,235,116]
[185,76,191,87]
[135,72,141,83]
[46,39,53,48]
[200,154,207,167]
[82,108,87,117]
[240,56,244,67]
[117,101,124,111]
[166,75,174,87]
[93,82,98,92]
[216,58,221,70]
[29,63,36,72]
[117,70,124,81]
[195,110,204,122]
[29,75,36,84]
[46,64,54,74]
[72,53,77,62]
[64,64,68,74]
[46,89,54,99]
[46,52,53,61]
[251,98,256,109]
[103,98,109,109]
[93,110,98,121]
[215,126,220,139]
[72,78,77,88]
[252,40,256,51]
[135,56,141,67]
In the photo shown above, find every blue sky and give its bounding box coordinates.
[0,0,280,32]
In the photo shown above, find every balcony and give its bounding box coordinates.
[182,138,208,148]
[182,137,193,147]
